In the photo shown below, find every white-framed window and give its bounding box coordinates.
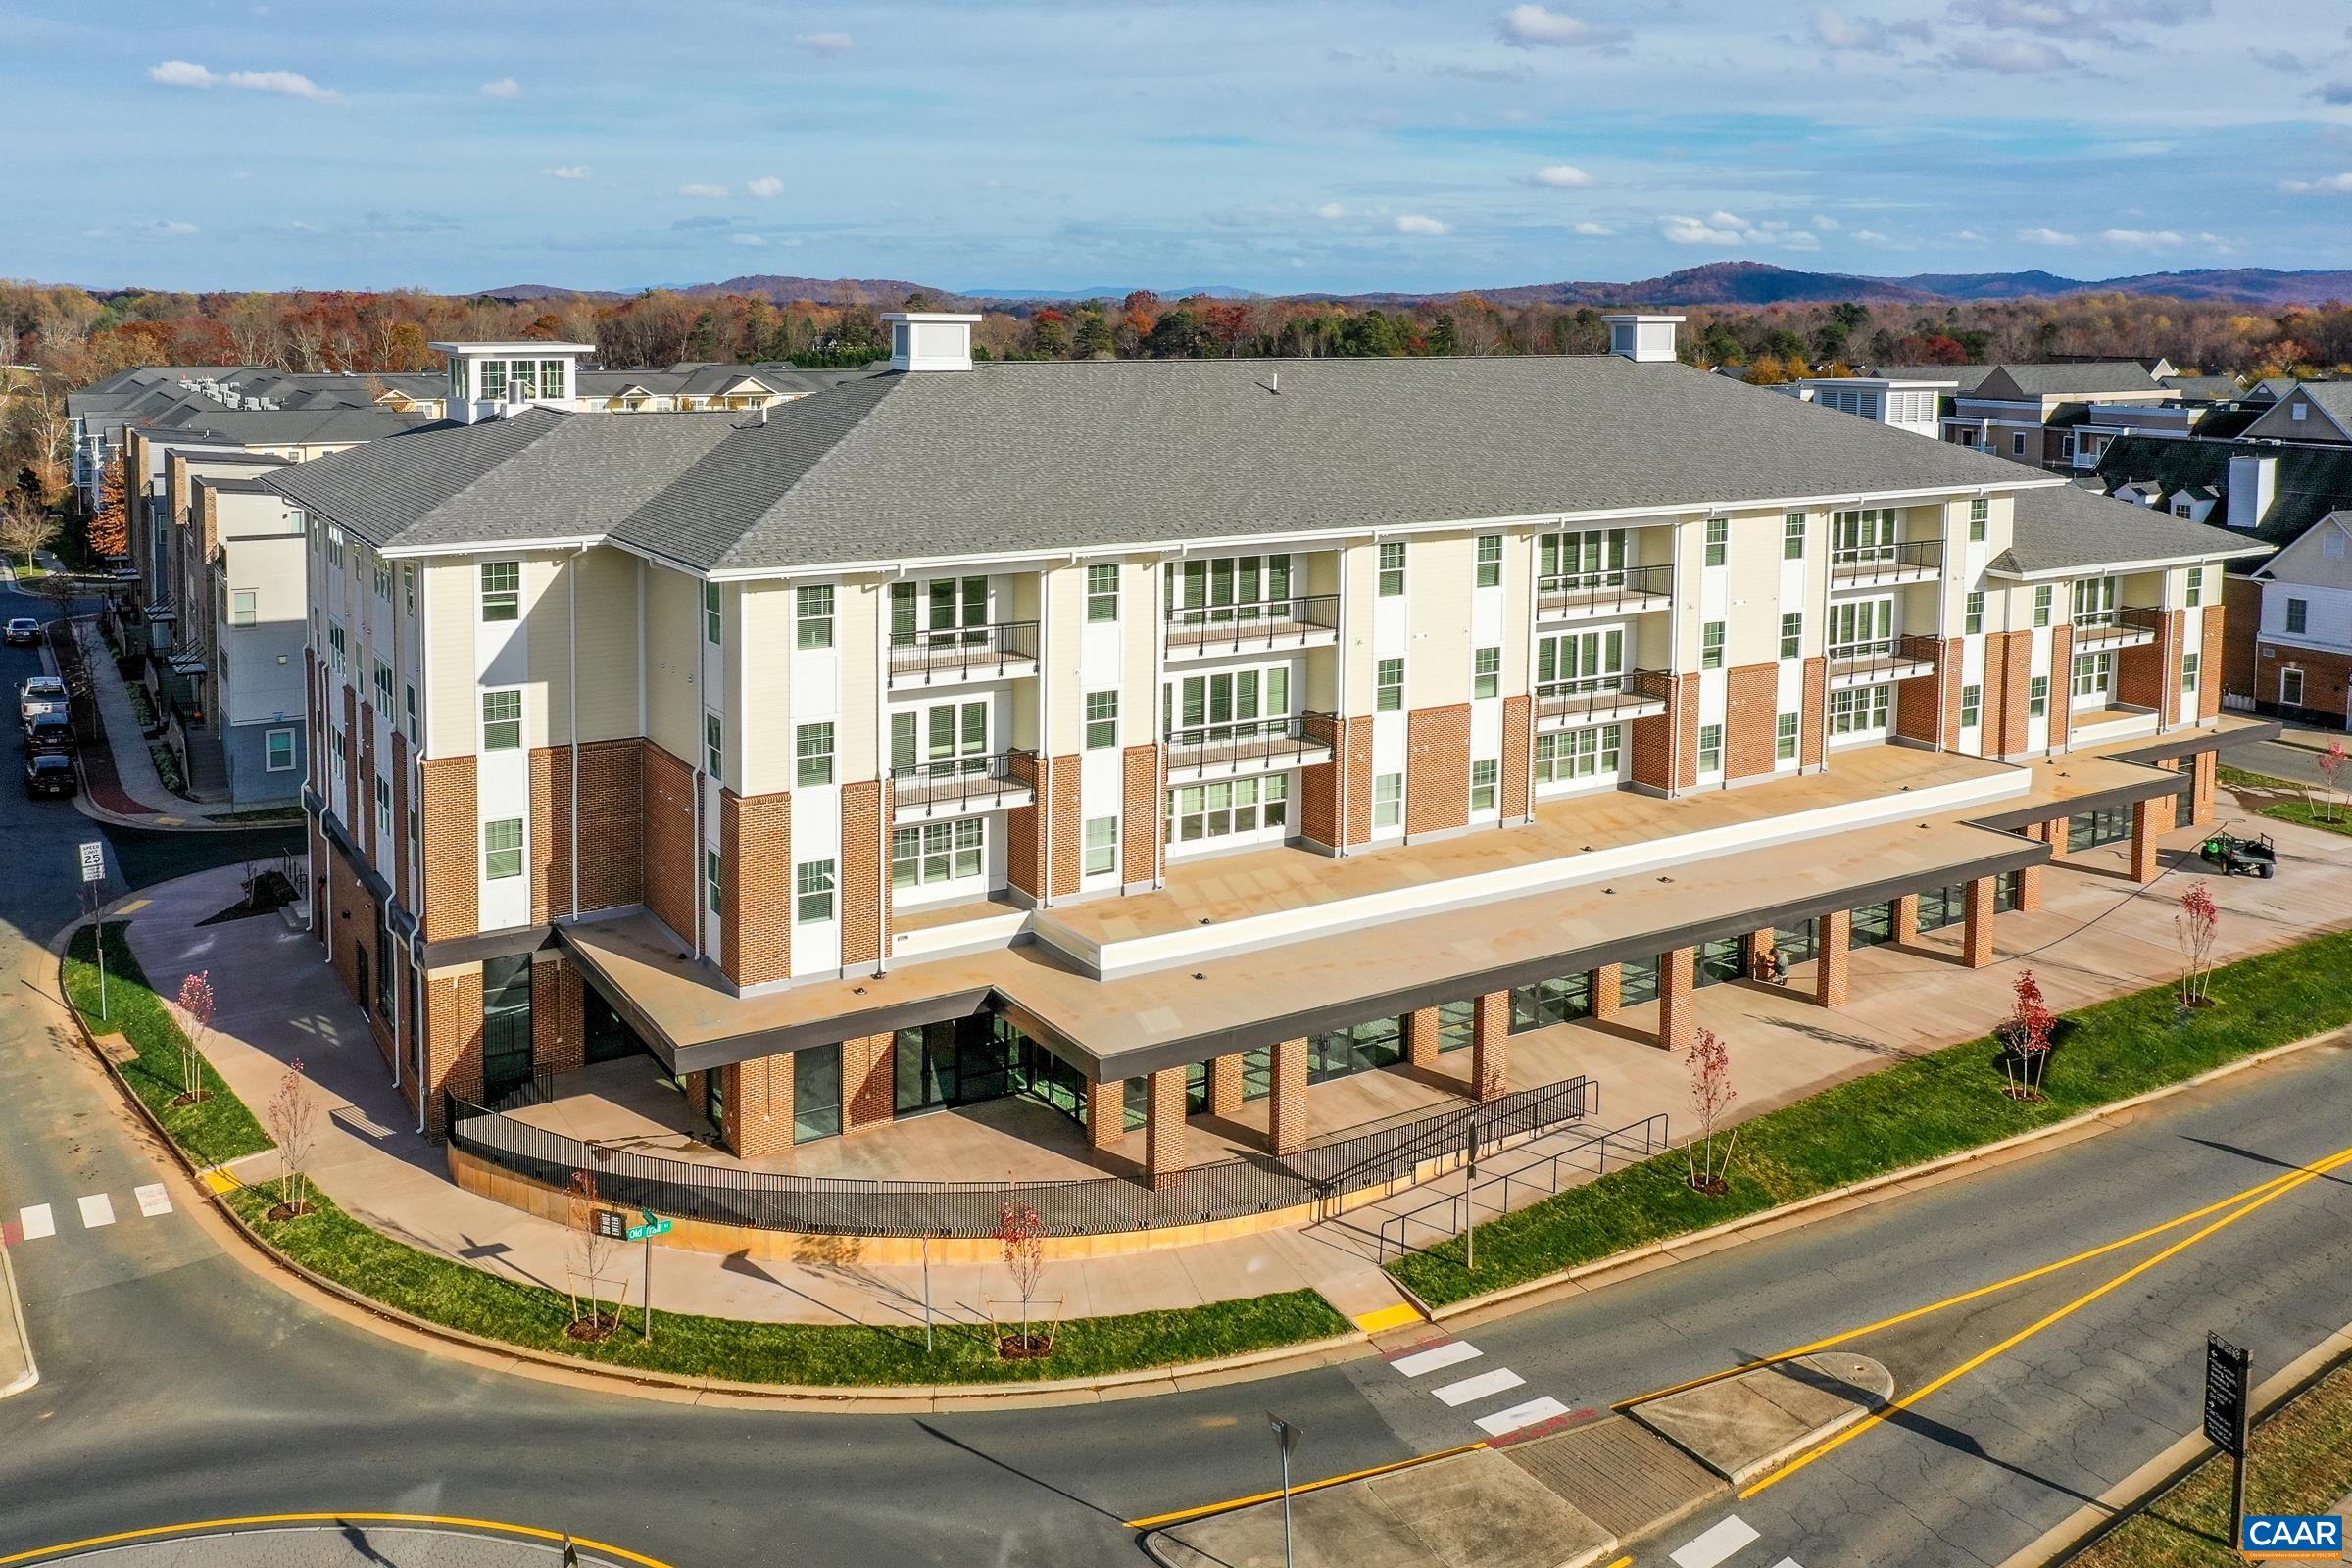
[1697,722,1724,774]
[1086,564,1120,622]
[1960,684,1982,728]
[890,574,990,639]
[2012,432,2029,456]
[2173,502,2194,519]
[2181,652,2200,693]
[705,710,723,778]
[1704,517,1728,567]
[1470,758,1498,812]
[1534,725,1619,782]
[707,849,722,915]
[2281,667,2306,707]
[403,563,416,614]
[2072,651,2115,701]
[894,819,985,889]
[480,561,519,622]
[2286,598,2309,635]
[376,776,393,841]
[1372,771,1403,828]
[1164,553,1292,618]
[1375,658,1404,712]
[2184,566,2204,608]
[1969,497,1988,540]
[405,682,417,737]
[1540,528,1628,588]
[704,582,722,644]
[1537,626,1624,696]
[480,688,521,752]
[1832,508,1898,564]
[1475,535,1502,589]
[795,858,836,924]
[1779,613,1801,661]
[1776,711,1799,760]
[230,589,257,627]
[797,584,834,649]
[265,727,296,772]
[1829,684,1891,736]
[2029,675,2049,718]
[1473,646,1500,700]
[796,721,834,786]
[328,622,346,677]
[2033,585,2053,627]
[372,661,393,715]
[1701,620,1726,670]
[325,524,345,568]
[1377,542,1406,597]
[1965,590,1984,635]
[1084,815,1119,876]
[1165,775,1289,846]
[1085,690,1118,750]
[1783,514,1805,560]
[483,818,523,880]
[892,698,990,771]
[373,557,393,599]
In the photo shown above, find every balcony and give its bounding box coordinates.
[886,621,1040,687]
[1536,564,1674,622]
[890,752,1036,822]
[1163,712,1335,785]
[1164,595,1340,661]
[1831,539,1942,588]
[1827,634,1939,691]
[1534,669,1673,730]
[2070,604,2162,651]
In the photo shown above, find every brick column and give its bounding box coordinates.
[2130,798,2162,883]
[1892,894,1920,946]
[2045,815,2072,863]
[1749,928,1776,975]
[1267,1037,1308,1156]
[1086,1078,1125,1153]
[1121,743,1163,886]
[1815,909,1851,1008]
[2190,750,2218,826]
[2017,862,2044,912]
[1145,1066,1187,1190]
[1592,963,1623,1022]
[1961,876,1998,968]
[1208,1054,1245,1116]
[841,1032,894,1133]
[422,967,484,1137]
[1405,705,1471,836]
[1501,694,1534,821]
[1406,1006,1442,1068]
[721,1053,794,1158]
[1657,946,1695,1053]
[1469,992,1509,1102]
[531,954,585,1075]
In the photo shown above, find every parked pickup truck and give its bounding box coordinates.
[19,674,68,727]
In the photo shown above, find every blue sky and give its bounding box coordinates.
[5,0,2352,296]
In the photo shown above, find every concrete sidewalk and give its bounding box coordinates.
[107,799,2352,1338]
[0,1240,35,1399]
[67,612,296,826]
[24,1527,632,1565]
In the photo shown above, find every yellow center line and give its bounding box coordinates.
[1615,1144,2352,1411]
[1738,1145,2352,1498]
[1124,1441,1491,1529]
[0,1512,676,1567]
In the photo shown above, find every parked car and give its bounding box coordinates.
[23,712,75,755]
[19,674,68,725]
[23,752,76,799]
[2,617,37,647]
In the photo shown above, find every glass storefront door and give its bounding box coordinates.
[1308,1016,1406,1083]
[793,1044,842,1143]
[1774,918,1818,967]
[480,954,533,1101]
[1693,937,1745,989]
[1850,901,1896,949]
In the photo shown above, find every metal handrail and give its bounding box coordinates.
[890,751,1033,811]
[1164,594,1340,655]
[1830,538,1942,580]
[2071,604,2162,635]
[1535,667,1672,723]
[1377,1110,1671,1264]
[886,620,1040,682]
[1162,710,1334,771]
[1537,563,1673,616]
[1827,634,1940,682]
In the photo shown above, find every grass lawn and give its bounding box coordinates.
[226,1183,1349,1387]
[1391,928,2352,1308]
[63,920,272,1168]
[2245,796,2352,840]
[2074,1361,2352,1567]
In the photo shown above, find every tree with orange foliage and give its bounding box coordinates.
[89,456,129,558]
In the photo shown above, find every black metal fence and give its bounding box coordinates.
[886,620,1040,683]
[1830,538,1942,582]
[1164,595,1342,657]
[1536,563,1674,619]
[890,751,1033,814]
[446,1072,1592,1240]
[1162,711,1336,776]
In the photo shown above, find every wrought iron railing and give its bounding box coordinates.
[1830,538,1942,582]
[886,620,1040,683]
[890,751,1034,813]
[444,1073,1593,1239]
[1827,633,1940,683]
[1537,563,1673,618]
[2071,604,2162,641]
[1163,711,1334,773]
[1378,1110,1669,1263]
[1164,594,1340,656]
[1535,668,1672,725]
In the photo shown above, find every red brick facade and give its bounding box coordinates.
[1299,713,1372,850]
[531,953,585,1075]
[529,739,648,923]
[842,1033,894,1132]
[1895,639,1963,749]
[2118,609,2183,717]
[2046,622,2075,743]
[1121,743,1163,884]
[417,756,478,942]
[423,967,484,1136]
[721,1053,795,1158]
[1724,662,1781,781]
[2221,577,2260,710]
[642,741,700,950]
[1815,908,1851,1007]
[719,786,791,987]
[1800,656,1827,768]
[1631,674,1700,792]
[1404,704,1471,835]
[2200,604,2226,721]
[1006,752,1083,902]
[839,778,887,970]
[1984,629,2034,757]
[1500,694,1533,819]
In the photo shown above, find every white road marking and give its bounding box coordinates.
[134,1184,172,1217]
[18,1204,54,1241]
[1766,1559,1803,1568]
[1474,1395,1572,1436]
[1432,1367,1526,1407]
[1671,1515,1761,1568]
[1392,1341,1484,1378]
[77,1193,116,1229]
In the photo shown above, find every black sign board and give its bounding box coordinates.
[2204,1333,2249,1456]
[595,1208,627,1241]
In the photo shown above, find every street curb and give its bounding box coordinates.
[1414,1026,2346,1327]
[0,1236,38,1400]
[1998,1320,2352,1568]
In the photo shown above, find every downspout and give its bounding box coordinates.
[1523,526,1543,823]
[875,571,897,975]
[1151,558,1167,886]
[413,562,429,1135]
[569,543,583,923]
[1334,542,1352,857]
[1038,564,1058,908]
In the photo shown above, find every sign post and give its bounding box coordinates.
[78,842,107,1019]
[2204,1333,2251,1551]
[626,1207,672,1342]
[1267,1411,1302,1568]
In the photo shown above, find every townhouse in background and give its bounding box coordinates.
[1936,362,2191,470]
[262,313,2270,1197]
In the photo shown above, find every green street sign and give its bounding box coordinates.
[626,1219,672,1241]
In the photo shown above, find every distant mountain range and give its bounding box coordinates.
[472,260,2352,311]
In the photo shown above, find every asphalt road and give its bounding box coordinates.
[2,566,2348,1567]
[2234,736,2343,792]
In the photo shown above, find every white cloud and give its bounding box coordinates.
[148,59,339,101]
[1954,229,1985,242]
[2016,225,2080,244]
[2097,227,2232,249]
[1574,221,1617,235]
[543,166,589,180]
[1497,4,1624,48]
[1812,7,1931,53]
[747,175,785,199]
[1854,228,1891,243]
[1395,214,1451,235]
[479,77,520,98]
[1811,213,1840,230]
[1315,202,1348,219]
[145,220,200,237]
[2282,172,2352,194]
[797,31,855,53]
[1659,210,1819,250]
[1941,36,2078,73]
[1529,164,1594,188]
[679,183,730,199]
[730,234,768,248]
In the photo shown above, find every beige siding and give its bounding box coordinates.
[522,553,568,745]
[736,580,795,796]
[421,560,476,758]
[1407,534,1474,708]
[835,579,882,778]
[646,563,701,763]
[1722,508,1790,661]
[1040,564,1085,756]
[574,547,641,743]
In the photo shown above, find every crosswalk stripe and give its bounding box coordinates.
[78,1193,116,1229]
[1392,1340,1484,1378]
[1475,1395,1572,1436]
[1767,1559,1803,1567]
[134,1183,172,1217]
[1671,1515,1761,1568]
[1432,1367,1525,1407]
[19,1204,54,1241]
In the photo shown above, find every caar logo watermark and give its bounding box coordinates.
[2241,1514,2343,1559]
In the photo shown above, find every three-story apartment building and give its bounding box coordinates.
[270,314,2267,1190]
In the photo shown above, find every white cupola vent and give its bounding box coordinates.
[1601,313,1687,364]
[882,312,984,373]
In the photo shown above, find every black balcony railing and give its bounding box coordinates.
[2070,604,2163,642]
[1164,594,1340,656]
[890,751,1034,813]
[1163,711,1334,773]
[1535,667,1673,725]
[1831,538,1943,582]
[1536,563,1674,618]
[1827,633,1940,683]
[886,620,1040,683]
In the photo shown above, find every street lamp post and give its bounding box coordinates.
[1267,1411,1301,1568]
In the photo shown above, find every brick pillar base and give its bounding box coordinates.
[1893,894,1920,946]
[532,955,585,1075]
[722,1053,795,1157]
[1658,947,1695,1053]
[1469,992,1509,1102]
[2131,798,2162,883]
[2046,816,2072,862]
[1208,1053,1245,1116]
[1748,928,1775,978]
[1087,1079,1126,1153]
[1592,963,1623,1021]
[1406,1006,1443,1069]
[1268,1037,1308,1156]
[2190,750,2218,826]
[842,1033,894,1134]
[1145,1067,1187,1189]
[2018,862,2044,912]
[1962,875,1997,968]
[1815,909,1851,1008]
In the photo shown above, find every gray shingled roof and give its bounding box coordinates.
[1974,363,2168,399]
[2161,374,2245,401]
[1864,363,1992,392]
[1987,483,2265,576]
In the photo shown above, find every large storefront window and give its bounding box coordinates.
[1850,901,1896,949]
[895,1017,1019,1115]
[2069,805,2133,852]
[1437,1000,1478,1052]
[481,955,533,1100]
[1619,956,1661,1006]
[1308,1016,1405,1083]
[1774,918,1818,966]
[1511,972,1592,1034]
[1918,883,1968,933]
[793,1044,843,1143]
[1693,936,1746,989]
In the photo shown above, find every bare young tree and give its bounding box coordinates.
[0,500,59,567]
[173,969,217,1105]
[2319,743,2347,824]
[1682,1028,1740,1196]
[564,1169,620,1339]
[995,1198,1050,1357]
[265,1057,320,1217]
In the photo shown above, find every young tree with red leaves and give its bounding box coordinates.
[88,456,128,559]
[2319,742,2347,824]
[2176,884,2220,1007]
[1998,969,2056,1100]
[1683,1028,1740,1195]
[174,969,216,1104]
[996,1198,1049,1355]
